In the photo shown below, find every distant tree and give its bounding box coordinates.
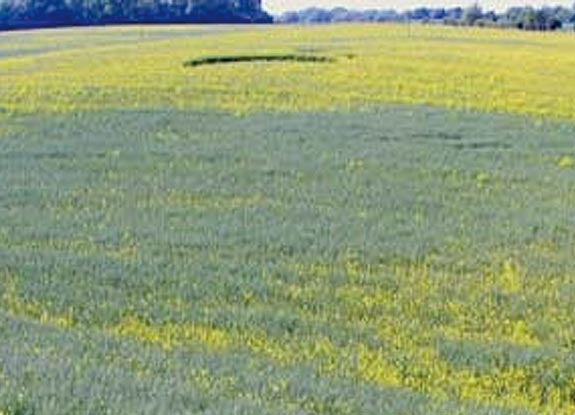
[275,4,571,31]
[462,3,483,26]
[409,7,430,21]
[445,7,464,21]
[300,8,333,23]
[276,10,298,24]
[429,8,446,20]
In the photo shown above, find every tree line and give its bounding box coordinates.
[0,0,272,30]
[276,4,575,31]
[2,1,575,32]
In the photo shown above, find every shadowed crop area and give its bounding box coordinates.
[2,24,575,415]
[184,54,335,67]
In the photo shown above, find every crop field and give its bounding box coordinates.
[1,24,575,415]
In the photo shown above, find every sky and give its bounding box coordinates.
[264,0,573,13]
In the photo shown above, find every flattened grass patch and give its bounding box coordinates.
[183,53,335,68]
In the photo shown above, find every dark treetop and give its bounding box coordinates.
[0,0,272,30]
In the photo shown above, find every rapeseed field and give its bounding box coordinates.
[1,25,575,415]
[2,25,575,117]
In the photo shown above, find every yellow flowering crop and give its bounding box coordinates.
[2,24,575,118]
